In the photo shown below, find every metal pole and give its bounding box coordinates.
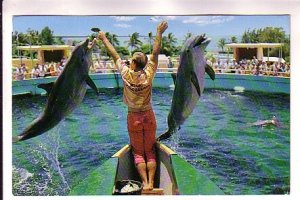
[30,36,33,69]
[279,46,282,64]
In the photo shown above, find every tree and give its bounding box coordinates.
[241,29,259,43]
[39,26,54,45]
[126,32,143,55]
[141,44,152,55]
[148,32,154,53]
[257,27,286,43]
[161,33,178,56]
[230,36,238,43]
[53,36,65,45]
[218,38,226,52]
[205,52,217,64]
[184,32,193,43]
[241,27,290,62]
[106,32,120,46]
[161,36,171,56]
[116,46,130,58]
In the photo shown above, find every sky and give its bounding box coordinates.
[13,15,290,50]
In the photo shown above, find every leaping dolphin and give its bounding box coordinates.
[13,38,99,142]
[157,34,215,141]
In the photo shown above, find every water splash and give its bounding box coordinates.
[12,166,34,194]
[35,122,70,194]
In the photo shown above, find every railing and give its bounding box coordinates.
[214,68,290,77]
[12,67,290,82]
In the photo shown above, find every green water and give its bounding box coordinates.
[12,88,290,195]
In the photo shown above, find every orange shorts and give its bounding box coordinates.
[127,109,157,165]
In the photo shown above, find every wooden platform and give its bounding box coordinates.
[142,188,164,195]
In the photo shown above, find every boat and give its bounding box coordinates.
[69,142,225,195]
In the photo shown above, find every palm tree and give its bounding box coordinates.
[126,32,143,55]
[26,29,40,45]
[162,33,177,56]
[167,33,177,47]
[148,32,154,53]
[107,33,120,46]
[218,38,226,52]
[184,32,193,43]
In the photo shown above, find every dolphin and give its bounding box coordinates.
[251,116,282,127]
[13,38,99,142]
[157,34,215,141]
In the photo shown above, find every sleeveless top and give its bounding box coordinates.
[115,58,157,112]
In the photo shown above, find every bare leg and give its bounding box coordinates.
[147,161,156,190]
[136,162,150,190]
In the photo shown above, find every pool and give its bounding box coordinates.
[12,88,290,195]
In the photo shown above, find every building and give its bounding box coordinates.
[14,45,72,69]
[224,43,284,63]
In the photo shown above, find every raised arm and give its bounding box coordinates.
[150,21,168,65]
[98,31,120,63]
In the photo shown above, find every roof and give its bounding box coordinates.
[17,45,72,51]
[225,43,284,48]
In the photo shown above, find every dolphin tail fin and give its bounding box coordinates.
[191,71,201,96]
[86,75,99,96]
[38,82,54,94]
[205,64,215,80]
[12,136,22,143]
[156,129,173,141]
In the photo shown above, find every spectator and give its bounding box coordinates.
[49,63,58,76]
[31,64,40,78]
[21,64,30,79]
[39,64,48,77]
[14,64,25,80]
[57,62,64,75]
[61,56,67,66]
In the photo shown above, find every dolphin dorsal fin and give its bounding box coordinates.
[38,82,54,94]
[205,64,215,80]
[86,75,99,96]
[190,71,201,97]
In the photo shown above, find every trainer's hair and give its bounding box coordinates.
[133,52,148,70]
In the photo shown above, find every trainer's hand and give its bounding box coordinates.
[98,31,107,41]
[157,21,168,35]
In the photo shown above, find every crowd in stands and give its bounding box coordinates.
[12,56,290,81]
[89,60,117,73]
[208,56,290,77]
[12,57,68,81]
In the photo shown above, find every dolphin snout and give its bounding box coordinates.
[201,37,211,48]
[192,35,211,48]
[81,38,90,50]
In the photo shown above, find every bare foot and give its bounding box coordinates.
[148,182,154,190]
[142,182,151,191]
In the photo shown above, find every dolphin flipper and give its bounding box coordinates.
[205,64,215,80]
[86,76,99,96]
[171,73,177,85]
[191,71,201,97]
[38,82,54,94]
[157,129,173,141]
